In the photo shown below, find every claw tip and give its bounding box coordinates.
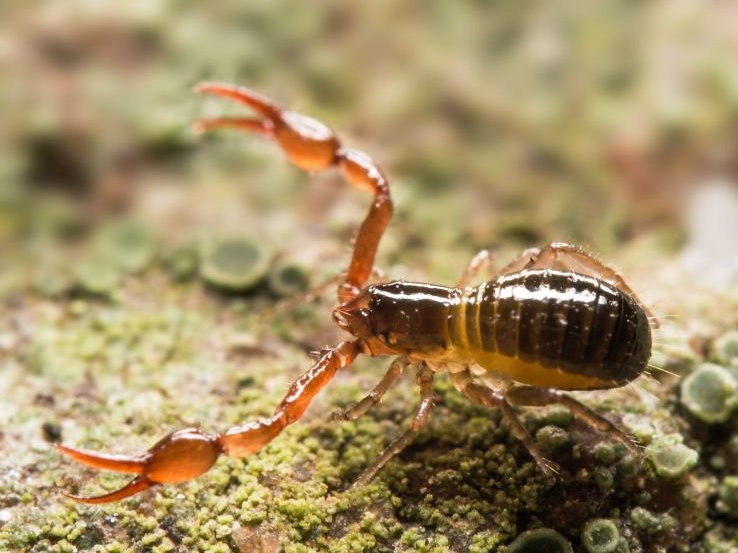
[60,476,154,504]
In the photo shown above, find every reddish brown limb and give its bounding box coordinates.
[523,243,640,297]
[194,82,393,304]
[330,356,408,422]
[457,249,493,287]
[335,148,393,303]
[462,382,558,479]
[505,385,639,454]
[498,242,657,325]
[496,247,542,276]
[353,364,434,486]
[192,117,273,136]
[62,475,152,504]
[58,341,360,503]
[220,341,360,456]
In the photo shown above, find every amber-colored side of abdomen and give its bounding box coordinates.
[449,270,651,390]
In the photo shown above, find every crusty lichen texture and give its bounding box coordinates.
[3,1,738,551]
[2,223,736,552]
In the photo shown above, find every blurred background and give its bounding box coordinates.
[2,0,738,294]
[2,1,738,551]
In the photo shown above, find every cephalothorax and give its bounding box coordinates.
[58,83,652,503]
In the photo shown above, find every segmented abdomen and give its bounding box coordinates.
[454,269,651,387]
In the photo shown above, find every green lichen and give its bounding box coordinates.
[74,257,123,297]
[164,243,200,281]
[506,528,573,553]
[94,220,159,274]
[201,238,271,292]
[713,330,738,367]
[646,434,699,479]
[268,263,310,297]
[581,519,619,553]
[717,476,738,517]
[535,425,570,454]
[629,507,676,536]
[680,363,737,423]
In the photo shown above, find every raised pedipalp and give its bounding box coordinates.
[195,82,281,119]
[194,82,392,304]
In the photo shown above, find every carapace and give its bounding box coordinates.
[57,83,652,503]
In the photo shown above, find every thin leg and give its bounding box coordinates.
[521,243,651,312]
[505,385,638,454]
[457,249,494,288]
[462,382,558,478]
[353,364,434,486]
[498,242,656,324]
[330,357,408,422]
[57,341,360,503]
[496,247,542,276]
[194,82,393,304]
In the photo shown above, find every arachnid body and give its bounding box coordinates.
[58,83,652,503]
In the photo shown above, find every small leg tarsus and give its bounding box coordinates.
[352,365,433,487]
[329,407,352,422]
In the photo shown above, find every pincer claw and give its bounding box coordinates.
[57,428,222,504]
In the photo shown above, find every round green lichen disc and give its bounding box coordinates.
[646,434,699,479]
[268,263,309,296]
[95,220,158,274]
[507,528,573,553]
[201,238,270,291]
[582,519,620,553]
[680,363,737,424]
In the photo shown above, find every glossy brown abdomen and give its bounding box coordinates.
[455,269,651,390]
